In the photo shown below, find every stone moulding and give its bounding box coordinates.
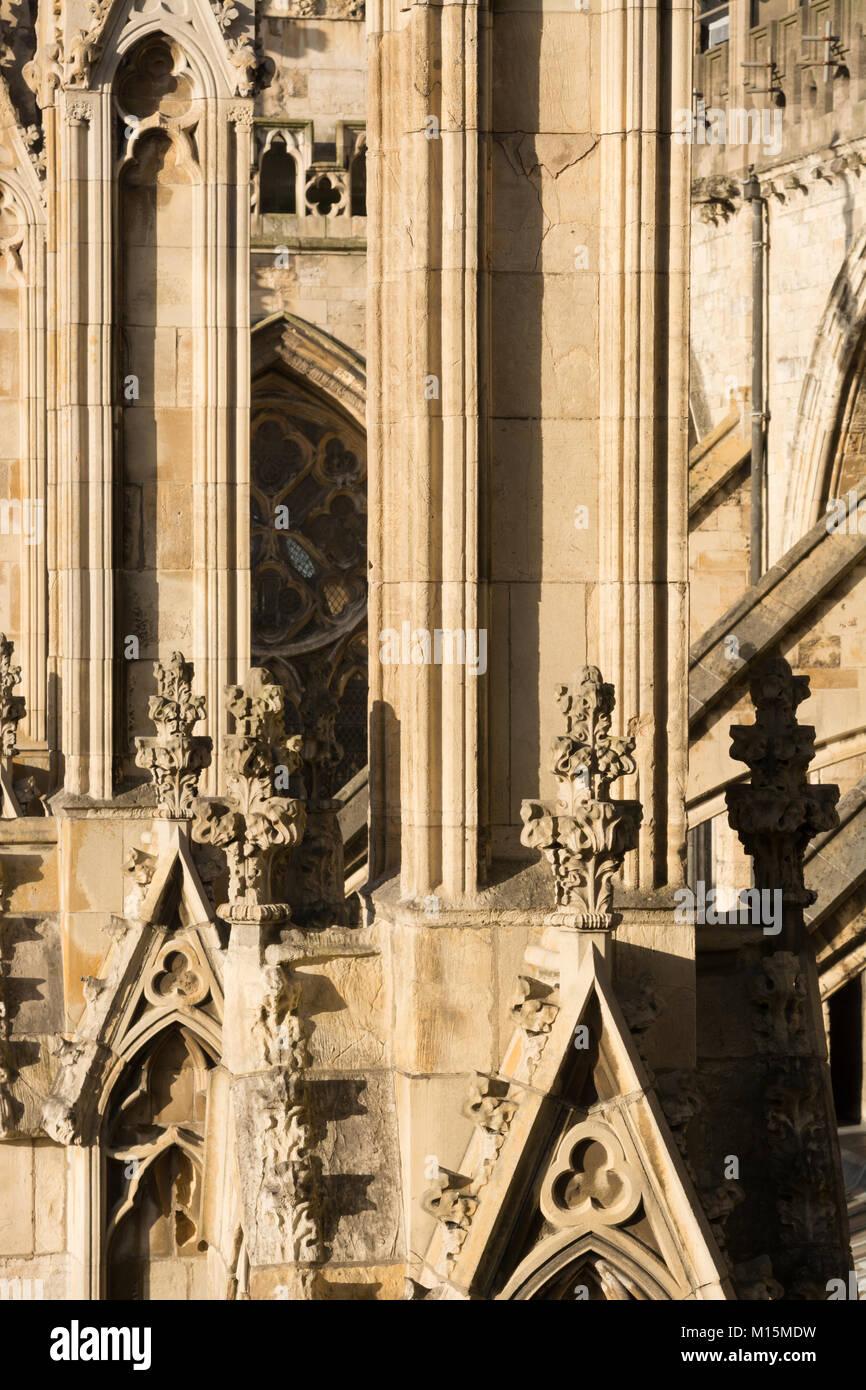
[520,666,642,927]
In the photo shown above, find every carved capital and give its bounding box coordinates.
[64,99,94,126]
[226,102,254,128]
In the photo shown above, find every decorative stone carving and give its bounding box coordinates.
[0,930,16,1138]
[0,634,26,817]
[619,973,665,1039]
[520,667,642,925]
[123,846,157,919]
[211,0,240,33]
[421,1169,478,1268]
[462,1073,518,1190]
[595,1258,647,1301]
[227,102,254,127]
[656,1068,702,1166]
[692,174,741,224]
[42,1035,109,1146]
[750,953,807,1053]
[134,652,212,819]
[250,1065,324,1264]
[22,42,62,109]
[766,1065,837,1245]
[256,963,307,1069]
[509,975,559,1080]
[144,936,210,1010]
[226,37,260,98]
[192,668,306,924]
[0,634,25,759]
[41,1096,78,1146]
[81,975,106,1009]
[64,99,94,126]
[65,0,113,86]
[727,658,839,948]
[22,125,46,181]
[540,1120,641,1229]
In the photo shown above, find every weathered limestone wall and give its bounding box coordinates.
[252,7,367,352]
[689,1,866,568]
[0,1141,69,1298]
[691,170,866,569]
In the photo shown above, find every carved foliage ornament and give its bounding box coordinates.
[0,634,25,760]
[252,963,323,1265]
[520,667,642,923]
[66,0,113,87]
[421,1170,478,1269]
[134,652,211,818]
[0,930,15,1137]
[192,668,305,923]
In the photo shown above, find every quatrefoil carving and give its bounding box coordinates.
[144,937,208,1010]
[539,1121,641,1230]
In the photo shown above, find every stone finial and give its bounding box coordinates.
[519,667,642,926]
[192,667,306,924]
[0,634,25,761]
[134,652,212,819]
[726,657,839,947]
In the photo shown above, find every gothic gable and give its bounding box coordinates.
[419,946,733,1302]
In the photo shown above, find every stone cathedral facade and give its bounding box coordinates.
[0,0,863,1302]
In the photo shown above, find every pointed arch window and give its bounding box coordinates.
[104,1026,216,1301]
[260,137,297,215]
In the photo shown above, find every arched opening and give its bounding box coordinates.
[826,332,866,503]
[350,145,366,217]
[113,33,201,786]
[259,138,297,214]
[104,1025,216,1301]
[497,1229,677,1301]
